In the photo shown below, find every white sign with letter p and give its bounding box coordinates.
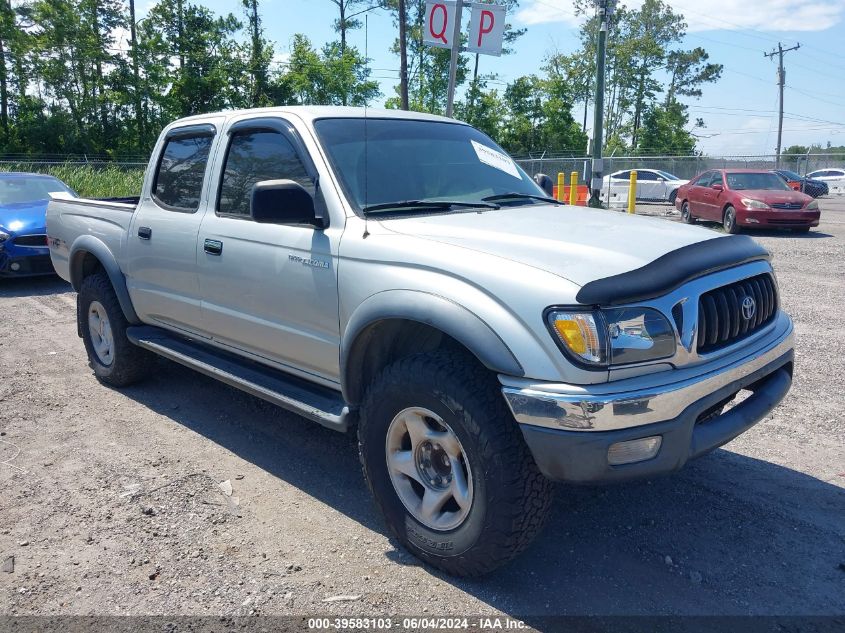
[424,1,457,49]
[467,3,506,57]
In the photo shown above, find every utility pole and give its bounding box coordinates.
[445,0,464,118]
[764,42,800,167]
[587,0,615,208]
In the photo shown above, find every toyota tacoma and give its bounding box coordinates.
[46,107,794,576]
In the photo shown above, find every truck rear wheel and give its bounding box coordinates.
[79,272,154,387]
[358,349,553,576]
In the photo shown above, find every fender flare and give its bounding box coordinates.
[341,290,524,404]
[69,235,141,325]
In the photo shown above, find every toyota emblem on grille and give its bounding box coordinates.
[741,296,757,321]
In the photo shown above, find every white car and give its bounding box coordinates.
[602,169,689,204]
[806,168,845,195]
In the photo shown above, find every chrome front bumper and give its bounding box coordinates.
[502,313,794,433]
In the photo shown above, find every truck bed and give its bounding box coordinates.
[46,195,138,284]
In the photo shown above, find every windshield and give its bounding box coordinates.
[726,172,792,191]
[777,170,802,180]
[313,118,545,214]
[0,176,75,205]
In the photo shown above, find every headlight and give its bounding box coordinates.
[604,308,676,365]
[740,198,769,209]
[0,229,9,243]
[806,200,819,210]
[547,308,676,367]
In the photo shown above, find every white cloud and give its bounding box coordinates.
[516,0,845,33]
[517,0,581,27]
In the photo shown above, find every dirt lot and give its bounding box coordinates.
[1,199,843,622]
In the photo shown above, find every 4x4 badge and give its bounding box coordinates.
[741,296,757,321]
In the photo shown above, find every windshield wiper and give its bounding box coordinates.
[482,193,564,206]
[362,199,500,214]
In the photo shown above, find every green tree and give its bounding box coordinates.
[282,34,379,106]
[455,78,505,140]
[496,75,586,156]
[665,47,722,105]
[384,0,469,114]
[241,0,274,106]
[636,101,697,155]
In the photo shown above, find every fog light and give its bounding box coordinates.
[746,218,760,224]
[607,436,662,465]
[10,262,20,271]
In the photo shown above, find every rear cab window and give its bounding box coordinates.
[153,130,215,212]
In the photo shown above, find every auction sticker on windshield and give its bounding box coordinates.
[471,139,520,179]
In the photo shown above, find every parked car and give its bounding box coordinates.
[0,172,76,277]
[675,169,820,234]
[47,107,795,576]
[772,169,828,198]
[805,168,845,195]
[602,168,688,204]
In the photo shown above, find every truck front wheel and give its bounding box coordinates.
[358,350,553,576]
[78,272,154,387]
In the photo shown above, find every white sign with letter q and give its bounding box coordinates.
[467,3,506,57]
[424,1,457,49]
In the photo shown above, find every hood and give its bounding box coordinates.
[377,204,721,287]
[0,199,49,235]
[736,189,812,205]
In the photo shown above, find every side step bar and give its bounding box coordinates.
[126,326,350,432]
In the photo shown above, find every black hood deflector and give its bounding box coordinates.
[575,235,771,306]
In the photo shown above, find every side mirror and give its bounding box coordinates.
[711,183,724,191]
[250,180,325,228]
[533,173,554,197]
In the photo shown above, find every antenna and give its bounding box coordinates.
[363,11,370,238]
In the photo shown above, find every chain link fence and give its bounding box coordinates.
[514,153,845,182]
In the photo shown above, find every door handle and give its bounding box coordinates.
[138,226,152,240]
[204,239,223,256]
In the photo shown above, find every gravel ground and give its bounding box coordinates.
[1,198,843,621]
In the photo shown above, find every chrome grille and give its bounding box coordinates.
[770,202,803,210]
[697,273,778,353]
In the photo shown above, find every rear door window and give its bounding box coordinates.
[695,172,714,187]
[153,134,214,212]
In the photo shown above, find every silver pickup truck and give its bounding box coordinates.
[47,107,794,576]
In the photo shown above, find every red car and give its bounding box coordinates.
[674,169,820,234]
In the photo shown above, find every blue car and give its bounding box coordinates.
[0,172,77,277]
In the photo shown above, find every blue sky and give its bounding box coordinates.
[140,0,845,156]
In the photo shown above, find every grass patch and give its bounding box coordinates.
[0,162,146,198]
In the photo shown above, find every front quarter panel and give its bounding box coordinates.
[338,216,605,386]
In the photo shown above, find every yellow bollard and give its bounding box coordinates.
[627,170,637,214]
[569,171,578,206]
[557,173,566,202]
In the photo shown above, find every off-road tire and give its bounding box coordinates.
[79,272,155,387]
[358,349,553,577]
